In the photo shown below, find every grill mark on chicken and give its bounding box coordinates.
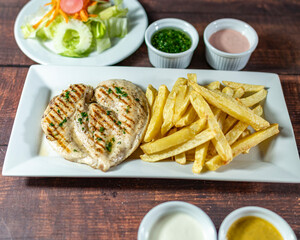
[53,103,67,116]
[69,85,82,98]
[68,92,77,103]
[43,80,149,172]
[56,97,73,113]
[88,134,105,153]
[123,113,135,123]
[93,104,125,132]
[98,88,114,102]
[100,84,130,105]
[49,108,64,121]
[121,120,132,129]
[44,121,71,153]
[42,84,94,161]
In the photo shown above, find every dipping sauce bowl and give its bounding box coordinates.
[145,18,199,69]
[138,201,217,240]
[218,206,296,240]
[204,18,258,71]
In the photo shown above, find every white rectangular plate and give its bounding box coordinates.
[3,65,300,182]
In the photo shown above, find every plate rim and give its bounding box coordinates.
[14,0,148,66]
[2,65,300,183]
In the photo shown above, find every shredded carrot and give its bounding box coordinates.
[79,9,88,22]
[33,8,55,29]
[89,1,97,6]
[33,0,99,29]
[72,13,79,19]
[59,9,69,23]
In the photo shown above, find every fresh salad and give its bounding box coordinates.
[21,0,128,57]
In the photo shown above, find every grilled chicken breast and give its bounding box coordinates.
[41,80,149,171]
[41,84,94,160]
[73,79,149,171]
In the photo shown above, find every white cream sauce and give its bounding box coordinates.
[149,212,205,240]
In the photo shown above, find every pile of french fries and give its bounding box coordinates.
[140,73,280,174]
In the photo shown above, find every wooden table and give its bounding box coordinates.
[0,0,299,239]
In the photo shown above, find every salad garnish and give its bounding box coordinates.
[21,0,128,57]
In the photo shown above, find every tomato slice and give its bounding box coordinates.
[60,0,84,14]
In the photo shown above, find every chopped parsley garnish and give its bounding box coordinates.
[78,118,83,124]
[122,129,126,134]
[57,109,60,114]
[59,118,67,127]
[81,112,87,118]
[106,111,111,115]
[105,141,113,152]
[97,137,103,141]
[112,137,115,142]
[117,121,121,125]
[82,127,85,131]
[73,149,78,152]
[117,141,121,144]
[126,105,130,113]
[50,122,54,127]
[107,88,112,94]
[115,86,128,98]
[99,127,105,132]
[135,98,140,102]
[115,86,123,94]
[64,91,70,101]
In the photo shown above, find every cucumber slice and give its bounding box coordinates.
[53,19,92,54]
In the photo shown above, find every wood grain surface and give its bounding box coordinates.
[0,0,299,239]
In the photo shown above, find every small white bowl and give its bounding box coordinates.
[218,206,296,240]
[204,18,258,71]
[138,201,217,240]
[145,18,199,68]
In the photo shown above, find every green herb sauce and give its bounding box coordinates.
[151,28,192,53]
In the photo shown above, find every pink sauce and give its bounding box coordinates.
[209,29,250,54]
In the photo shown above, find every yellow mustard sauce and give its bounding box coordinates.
[226,216,283,240]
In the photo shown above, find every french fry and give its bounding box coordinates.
[161,90,176,136]
[167,128,177,161]
[222,81,265,92]
[226,105,263,145]
[190,91,233,162]
[160,78,188,136]
[173,85,193,124]
[145,84,158,111]
[141,119,206,155]
[189,81,270,131]
[206,81,221,90]
[223,89,265,133]
[233,87,245,98]
[140,128,216,162]
[223,115,238,134]
[192,142,209,174]
[240,129,251,154]
[187,73,197,83]
[175,105,197,128]
[141,75,279,175]
[175,152,187,165]
[239,89,267,107]
[222,87,234,97]
[231,123,279,156]
[205,124,279,170]
[217,87,235,130]
[143,85,169,142]
[186,149,196,161]
[240,128,251,139]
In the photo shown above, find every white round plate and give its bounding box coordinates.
[14,0,148,66]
